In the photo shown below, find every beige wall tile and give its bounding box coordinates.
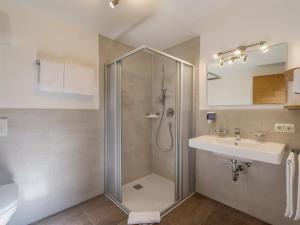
[195,109,300,225]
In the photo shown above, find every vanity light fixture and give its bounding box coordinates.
[241,54,247,63]
[109,0,119,8]
[214,41,268,66]
[262,48,269,54]
[234,49,241,55]
[260,42,268,50]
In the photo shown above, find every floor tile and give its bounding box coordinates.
[160,194,220,225]
[79,195,127,225]
[30,193,270,225]
[31,207,91,225]
[202,204,270,225]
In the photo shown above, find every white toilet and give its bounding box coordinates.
[0,182,19,225]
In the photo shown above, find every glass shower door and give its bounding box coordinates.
[104,62,122,202]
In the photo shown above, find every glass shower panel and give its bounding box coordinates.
[180,64,195,197]
[104,47,194,215]
[121,51,153,185]
[105,62,121,202]
[121,51,177,212]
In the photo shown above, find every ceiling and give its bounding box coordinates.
[8,0,237,49]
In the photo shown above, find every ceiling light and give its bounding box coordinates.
[109,0,119,8]
[262,48,269,53]
[214,54,219,59]
[229,58,234,64]
[220,59,224,67]
[235,49,241,55]
[241,55,247,63]
[260,42,268,50]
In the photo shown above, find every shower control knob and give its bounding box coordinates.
[166,108,175,117]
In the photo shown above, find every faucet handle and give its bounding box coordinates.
[234,128,240,134]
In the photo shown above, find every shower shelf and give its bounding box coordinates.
[146,113,160,119]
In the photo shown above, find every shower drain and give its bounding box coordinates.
[133,184,143,190]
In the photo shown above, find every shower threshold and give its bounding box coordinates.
[122,173,175,212]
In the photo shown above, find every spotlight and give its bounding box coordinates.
[262,48,269,54]
[220,60,224,67]
[109,0,119,8]
[260,42,268,51]
[235,49,241,55]
[241,55,247,63]
[214,54,219,59]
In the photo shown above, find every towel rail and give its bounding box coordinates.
[291,149,300,154]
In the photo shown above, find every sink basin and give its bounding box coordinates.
[189,135,285,164]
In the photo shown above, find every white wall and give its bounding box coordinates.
[199,0,300,110]
[0,0,99,109]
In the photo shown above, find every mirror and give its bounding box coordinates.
[207,43,287,106]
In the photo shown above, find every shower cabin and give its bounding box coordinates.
[104,46,194,215]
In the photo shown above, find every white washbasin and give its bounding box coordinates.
[189,135,285,164]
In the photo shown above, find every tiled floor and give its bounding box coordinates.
[31,193,270,225]
[122,173,175,212]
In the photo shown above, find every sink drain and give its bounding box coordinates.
[133,184,143,190]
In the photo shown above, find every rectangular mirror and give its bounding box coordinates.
[207,43,287,106]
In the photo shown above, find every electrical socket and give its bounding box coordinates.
[274,123,295,133]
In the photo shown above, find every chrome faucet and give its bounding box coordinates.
[234,128,241,140]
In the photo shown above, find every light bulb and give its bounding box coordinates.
[242,55,247,63]
[109,2,115,8]
[109,0,119,8]
[214,54,219,59]
[229,59,233,64]
[262,48,269,53]
[235,49,241,55]
[260,43,268,50]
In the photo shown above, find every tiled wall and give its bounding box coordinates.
[121,51,153,184]
[0,109,103,225]
[150,37,200,181]
[195,110,300,225]
[151,54,177,181]
[0,35,133,225]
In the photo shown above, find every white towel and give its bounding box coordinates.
[285,152,296,218]
[64,62,95,96]
[39,58,64,92]
[293,69,300,94]
[294,154,300,221]
[292,81,300,94]
[294,69,300,82]
[128,212,161,225]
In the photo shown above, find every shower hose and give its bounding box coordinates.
[155,103,174,152]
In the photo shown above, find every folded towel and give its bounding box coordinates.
[285,152,296,218]
[295,154,300,221]
[294,69,300,82]
[64,62,95,96]
[293,69,300,94]
[292,81,300,94]
[39,58,64,92]
[128,212,161,225]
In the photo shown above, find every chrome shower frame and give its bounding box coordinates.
[104,45,195,215]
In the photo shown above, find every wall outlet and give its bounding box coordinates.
[274,123,295,133]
